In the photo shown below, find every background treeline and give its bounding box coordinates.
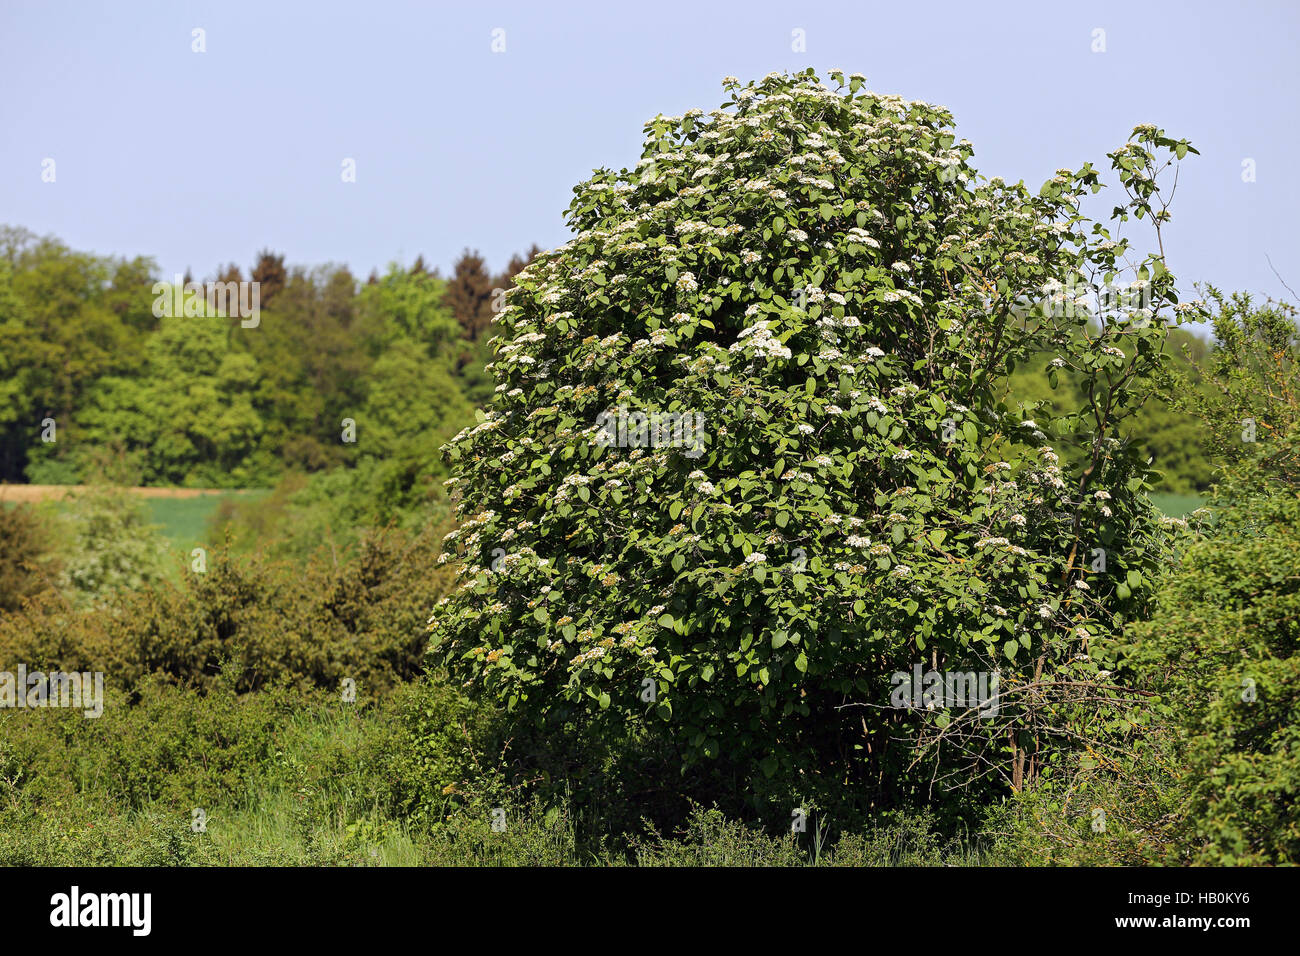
[0,225,537,497]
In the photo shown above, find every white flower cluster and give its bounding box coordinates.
[729,321,791,360]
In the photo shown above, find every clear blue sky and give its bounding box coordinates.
[2,0,1297,303]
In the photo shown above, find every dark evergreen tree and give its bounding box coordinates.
[251,249,287,303]
[444,248,493,340]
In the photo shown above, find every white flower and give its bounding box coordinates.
[745,552,767,564]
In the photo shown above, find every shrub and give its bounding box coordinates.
[0,503,57,613]
[429,69,1195,808]
[1124,486,1300,864]
[51,486,169,608]
[0,525,457,698]
[995,484,1300,867]
[373,674,501,826]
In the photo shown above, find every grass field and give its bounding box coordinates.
[1,485,267,555]
[138,493,267,554]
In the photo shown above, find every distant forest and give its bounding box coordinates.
[0,225,538,496]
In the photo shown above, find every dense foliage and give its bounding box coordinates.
[0,526,453,699]
[0,503,56,612]
[0,227,532,492]
[429,70,1197,805]
[1130,485,1300,863]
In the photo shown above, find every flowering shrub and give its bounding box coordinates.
[429,70,1195,797]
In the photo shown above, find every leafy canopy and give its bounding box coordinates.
[430,69,1195,795]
